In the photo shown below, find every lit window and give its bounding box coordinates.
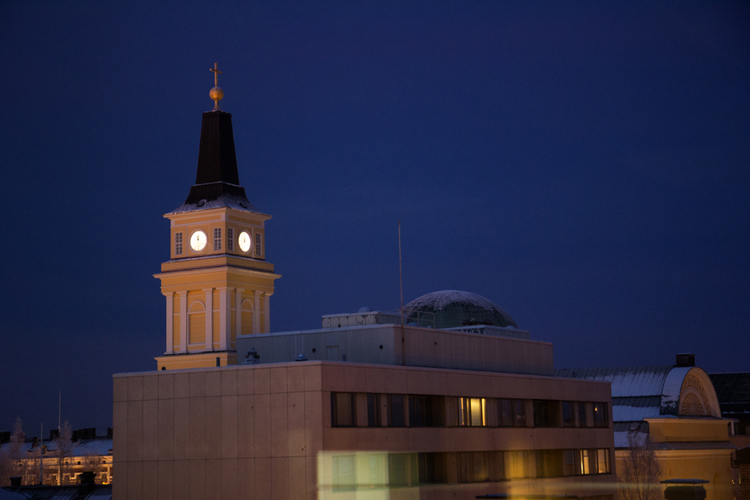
[597,448,610,474]
[227,228,234,251]
[459,397,486,427]
[255,233,262,257]
[580,449,590,475]
[504,450,530,479]
[332,455,355,492]
[213,228,222,251]
[175,232,183,255]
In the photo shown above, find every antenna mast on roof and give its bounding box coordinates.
[39,422,43,485]
[398,221,404,327]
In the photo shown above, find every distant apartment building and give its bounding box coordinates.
[559,354,734,500]
[0,427,112,486]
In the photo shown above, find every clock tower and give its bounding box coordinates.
[154,66,280,370]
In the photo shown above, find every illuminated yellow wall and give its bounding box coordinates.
[154,206,280,370]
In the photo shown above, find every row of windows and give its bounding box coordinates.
[328,448,611,491]
[173,229,262,256]
[332,393,609,429]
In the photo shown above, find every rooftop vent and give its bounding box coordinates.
[676,353,695,367]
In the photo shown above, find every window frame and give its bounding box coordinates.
[593,402,608,427]
[227,228,234,251]
[387,394,406,427]
[213,227,222,251]
[174,232,183,255]
[458,397,486,427]
[331,392,357,427]
[562,401,575,427]
[367,394,381,427]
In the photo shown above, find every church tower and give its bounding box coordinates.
[154,65,279,370]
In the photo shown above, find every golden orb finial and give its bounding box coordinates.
[209,62,223,111]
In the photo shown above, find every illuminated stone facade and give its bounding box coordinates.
[154,110,279,371]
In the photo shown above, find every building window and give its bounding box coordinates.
[597,448,610,474]
[227,228,234,251]
[563,449,611,476]
[458,397,486,427]
[578,402,588,427]
[562,401,575,427]
[387,395,406,427]
[418,453,437,484]
[388,453,416,487]
[504,450,531,479]
[331,392,356,427]
[458,452,491,483]
[367,394,381,427]
[564,449,577,476]
[255,233,262,257]
[533,400,561,427]
[332,455,355,492]
[213,228,222,250]
[174,232,183,255]
[499,399,526,427]
[593,403,608,427]
[582,450,591,475]
[535,449,564,478]
[409,396,443,427]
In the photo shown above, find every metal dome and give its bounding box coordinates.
[403,290,518,329]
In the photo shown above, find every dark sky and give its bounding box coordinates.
[1,1,748,435]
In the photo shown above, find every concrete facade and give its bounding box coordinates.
[235,324,553,376]
[113,361,615,500]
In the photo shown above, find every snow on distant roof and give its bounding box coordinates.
[555,365,674,397]
[0,437,112,457]
[556,365,700,424]
[72,437,113,456]
[610,395,665,425]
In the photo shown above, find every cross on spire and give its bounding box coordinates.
[208,62,225,111]
[210,62,222,87]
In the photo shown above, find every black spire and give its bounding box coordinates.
[174,110,257,213]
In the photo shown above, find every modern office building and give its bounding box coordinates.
[113,79,616,500]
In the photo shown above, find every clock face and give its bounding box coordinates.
[238,231,251,253]
[190,230,207,252]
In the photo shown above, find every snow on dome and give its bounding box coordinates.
[404,290,517,329]
[405,290,499,311]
